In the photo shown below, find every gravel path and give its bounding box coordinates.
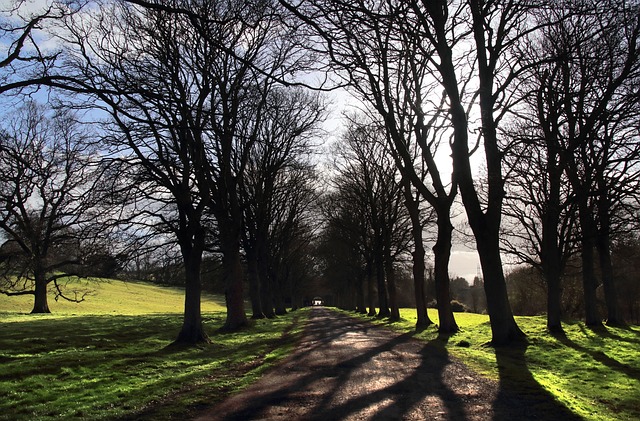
[194,307,581,421]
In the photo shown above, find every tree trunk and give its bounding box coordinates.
[219,217,248,331]
[433,212,458,334]
[544,265,564,334]
[596,232,623,326]
[577,201,602,327]
[375,237,390,317]
[384,257,400,321]
[540,137,565,334]
[31,268,51,314]
[246,248,264,319]
[272,267,287,315]
[476,241,525,345]
[257,235,275,318]
[596,190,624,326]
[438,0,524,345]
[450,105,524,344]
[402,183,432,328]
[411,245,432,329]
[366,258,376,316]
[175,242,209,344]
[356,272,367,314]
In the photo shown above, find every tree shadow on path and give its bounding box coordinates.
[195,308,583,421]
[310,335,473,421]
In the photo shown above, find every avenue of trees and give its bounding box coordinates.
[1,0,639,346]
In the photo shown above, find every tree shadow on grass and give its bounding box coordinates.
[582,323,640,346]
[492,341,583,421]
[551,331,640,381]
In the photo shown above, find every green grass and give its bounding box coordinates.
[0,278,227,316]
[343,308,640,421]
[0,279,309,421]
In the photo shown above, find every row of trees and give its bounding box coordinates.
[1,0,325,344]
[294,0,640,344]
[2,0,640,347]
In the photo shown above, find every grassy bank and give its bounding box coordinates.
[344,308,640,421]
[0,278,227,316]
[0,279,308,421]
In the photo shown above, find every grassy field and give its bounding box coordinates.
[3,282,638,421]
[345,308,640,421]
[0,279,308,421]
[0,278,227,316]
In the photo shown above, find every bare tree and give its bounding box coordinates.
[281,0,458,332]
[267,163,320,314]
[501,47,580,333]
[535,1,640,327]
[328,118,412,321]
[61,0,308,341]
[502,117,579,332]
[0,1,80,95]
[318,190,368,311]
[0,102,104,313]
[241,87,325,318]
[397,0,555,344]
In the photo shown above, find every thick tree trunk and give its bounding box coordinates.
[544,265,564,334]
[596,191,624,326]
[433,213,458,334]
[31,270,51,314]
[477,241,525,345]
[246,249,265,319]
[220,218,248,331]
[175,243,209,344]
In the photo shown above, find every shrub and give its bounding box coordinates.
[450,300,469,312]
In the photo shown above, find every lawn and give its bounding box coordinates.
[0,279,308,421]
[346,308,640,421]
[0,278,227,316]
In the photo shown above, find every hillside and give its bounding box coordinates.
[0,278,226,316]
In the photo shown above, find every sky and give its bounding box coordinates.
[321,89,485,284]
[0,0,497,285]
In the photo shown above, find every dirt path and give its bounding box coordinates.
[194,307,581,421]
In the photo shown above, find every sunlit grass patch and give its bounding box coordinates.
[342,308,640,421]
[0,310,308,421]
[0,278,226,317]
[0,278,309,421]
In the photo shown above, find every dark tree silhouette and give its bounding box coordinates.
[62,0,309,341]
[326,118,412,320]
[241,87,325,318]
[0,102,105,313]
[524,1,640,327]
[281,0,458,332]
